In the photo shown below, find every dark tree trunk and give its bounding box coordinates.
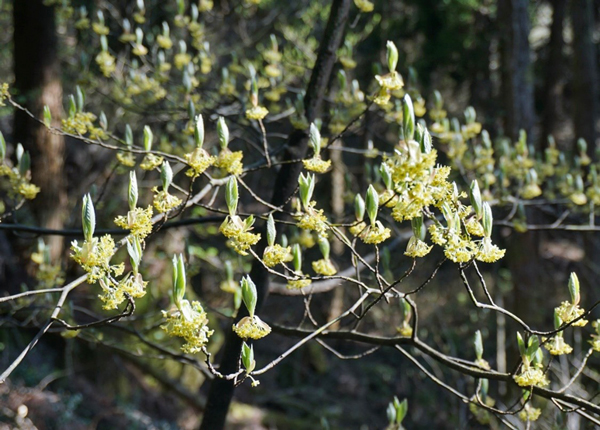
[498,0,534,141]
[13,0,66,261]
[198,1,352,429]
[570,0,598,150]
[540,0,567,148]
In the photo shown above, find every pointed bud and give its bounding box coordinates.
[241,275,257,317]
[568,272,580,305]
[318,235,330,260]
[474,330,483,360]
[161,161,173,190]
[469,180,483,219]
[82,193,96,242]
[241,342,256,373]
[355,194,365,222]
[217,116,229,149]
[386,41,398,73]
[309,123,321,155]
[225,176,238,216]
[266,214,276,246]
[402,95,415,141]
[482,202,493,238]
[365,185,379,226]
[194,114,204,148]
[43,105,52,127]
[292,243,302,272]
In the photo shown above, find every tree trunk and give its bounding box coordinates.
[13,0,66,261]
[540,0,567,148]
[498,0,534,141]
[570,0,598,150]
[198,1,352,429]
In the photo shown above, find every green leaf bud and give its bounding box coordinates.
[402,94,415,141]
[266,213,276,247]
[82,193,96,242]
[318,235,330,260]
[469,180,483,219]
[217,116,229,149]
[68,95,77,119]
[241,342,256,373]
[75,85,85,112]
[298,172,315,209]
[241,275,257,317]
[474,330,483,360]
[386,41,398,73]
[354,194,365,222]
[516,332,526,357]
[225,176,238,216]
[128,171,138,210]
[194,114,205,148]
[380,163,392,190]
[568,272,580,305]
[172,254,186,306]
[365,185,379,226]
[482,202,493,238]
[125,124,133,147]
[309,122,321,155]
[143,125,153,151]
[43,105,52,127]
[292,243,302,272]
[99,111,108,131]
[161,161,173,190]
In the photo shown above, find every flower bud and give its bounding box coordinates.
[266,213,276,246]
[568,272,580,305]
[402,94,415,141]
[386,41,398,73]
[354,194,365,221]
[143,125,153,151]
[128,171,138,210]
[309,123,321,155]
[217,116,229,149]
[365,185,379,226]
[194,114,205,148]
[225,176,238,216]
[82,193,96,242]
[161,161,173,190]
[482,202,493,238]
[241,275,257,317]
[469,180,483,219]
[241,342,256,373]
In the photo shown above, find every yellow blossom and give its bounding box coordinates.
[312,258,337,276]
[17,182,40,200]
[361,221,391,245]
[71,235,122,282]
[99,272,147,310]
[349,221,367,237]
[162,300,213,353]
[303,156,331,173]
[464,217,484,237]
[397,323,413,337]
[140,153,164,170]
[555,301,588,327]
[184,147,215,177]
[219,216,261,256]
[156,35,173,50]
[569,192,587,206]
[214,149,243,176]
[132,43,148,57]
[514,366,549,387]
[263,244,293,267]
[521,183,542,199]
[116,151,136,167]
[518,404,541,422]
[297,208,328,233]
[174,52,192,69]
[114,206,154,239]
[152,188,182,213]
[354,0,374,12]
[246,105,269,120]
[404,236,432,258]
[95,51,116,77]
[475,237,506,263]
[287,278,312,290]
[232,315,271,340]
[544,336,573,355]
[375,71,403,91]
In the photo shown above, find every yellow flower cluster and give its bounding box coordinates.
[0,83,9,105]
[214,149,243,176]
[296,205,328,233]
[184,147,215,177]
[263,244,293,267]
[544,336,573,356]
[220,279,239,294]
[219,215,261,255]
[232,315,271,340]
[140,153,164,170]
[31,251,64,289]
[396,323,413,337]
[518,404,542,422]
[349,221,367,237]
[513,365,549,387]
[554,301,588,327]
[312,258,337,276]
[404,236,432,258]
[303,156,331,173]
[246,105,269,120]
[287,278,312,290]
[116,151,136,167]
[62,112,97,135]
[152,188,182,213]
[99,272,147,310]
[354,0,374,12]
[361,221,391,245]
[114,206,154,239]
[161,300,214,354]
[71,235,123,282]
[476,237,506,263]
[0,164,41,200]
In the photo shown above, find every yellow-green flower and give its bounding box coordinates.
[349,221,367,237]
[287,278,312,290]
[152,188,182,213]
[214,148,243,176]
[544,336,573,355]
[71,235,123,282]
[114,206,154,239]
[555,301,588,327]
[375,71,403,91]
[232,315,271,340]
[312,258,337,276]
[140,153,164,170]
[518,404,541,422]
[303,156,331,173]
[404,236,432,258]
[219,215,261,256]
[162,300,213,353]
[297,207,328,233]
[263,244,293,267]
[354,0,374,12]
[514,366,549,387]
[184,147,215,177]
[95,51,116,77]
[475,237,506,263]
[220,279,239,294]
[116,151,136,167]
[246,105,269,120]
[361,221,391,245]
